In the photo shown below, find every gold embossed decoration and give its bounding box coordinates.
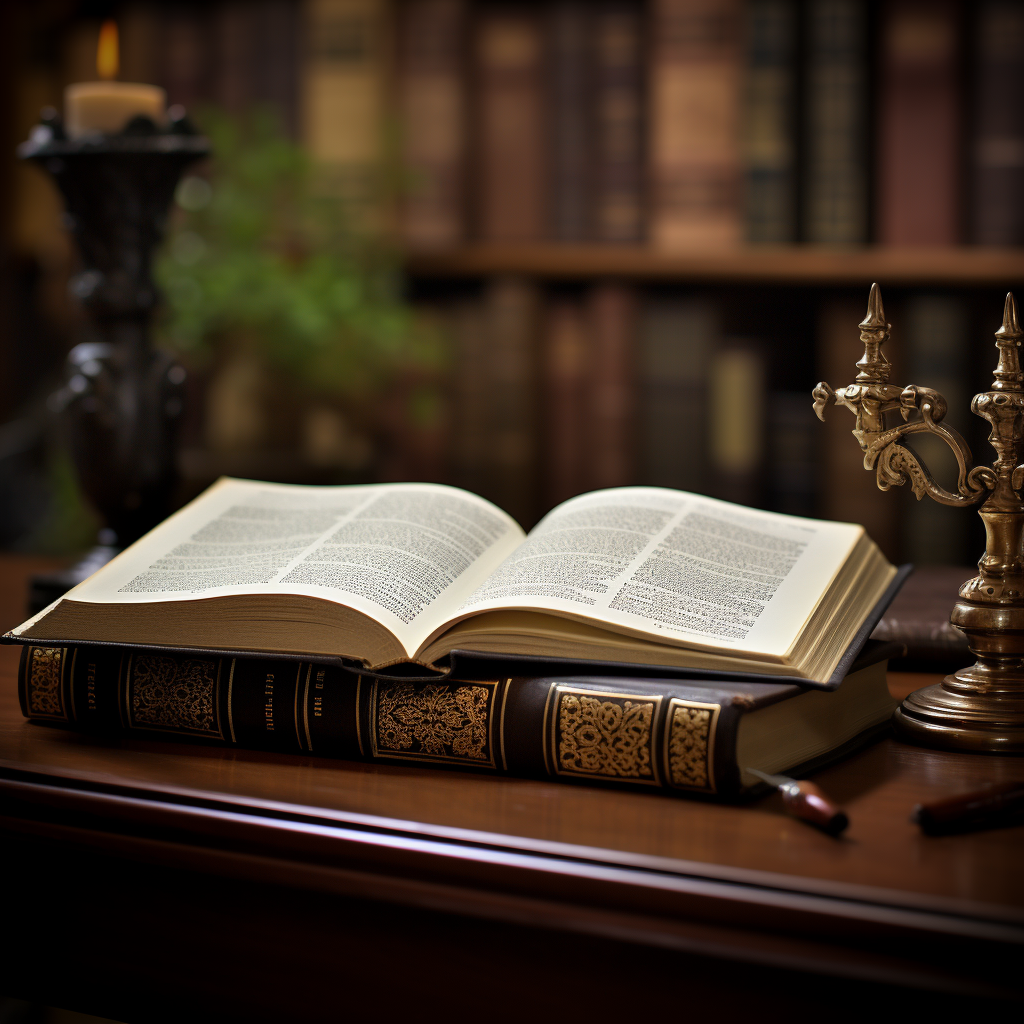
[553,686,659,782]
[27,646,66,719]
[666,698,720,791]
[129,654,221,737]
[371,680,497,767]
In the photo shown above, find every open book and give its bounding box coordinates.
[11,479,897,685]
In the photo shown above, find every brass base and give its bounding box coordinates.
[893,679,1024,754]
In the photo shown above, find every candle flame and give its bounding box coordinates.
[97,20,119,80]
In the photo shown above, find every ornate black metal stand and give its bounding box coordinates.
[19,108,209,611]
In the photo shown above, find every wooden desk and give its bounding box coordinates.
[0,557,1021,1021]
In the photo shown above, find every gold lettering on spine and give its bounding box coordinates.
[665,698,720,792]
[265,672,275,731]
[293,664,303,750]
[550,685,662,785]
[86,661,98,714]
[303,663,313,752]
[226,659,237,743]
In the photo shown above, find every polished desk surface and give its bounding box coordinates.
[1,555,1021,1016]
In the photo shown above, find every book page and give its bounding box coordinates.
[427,487,864,659]
[60,478,525,655]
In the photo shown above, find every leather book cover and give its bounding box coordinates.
[802,0,868,244]
[648,0,743,249]
[744,0,797,243]
[871,565,972,671]
[970,0,1024,244]
[877,0,959,245]
[473,3,546,241]
[592,1,644,243]
[547,1,591,241]
[18,639,899,798]
[397,0,467,247]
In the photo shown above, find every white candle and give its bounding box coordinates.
[64,81,167,138]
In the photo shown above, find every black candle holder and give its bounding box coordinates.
[19,106,209,611]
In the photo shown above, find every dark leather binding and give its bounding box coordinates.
[18,639,898,799]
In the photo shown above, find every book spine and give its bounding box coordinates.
[541,296,590,508]
[803,0,868,244]
[709,337,766,508]
[301,0,390,218]
[970,1,1024,244]
[481,277,540,526]
[744,0,797,243]
[473,4,546,241]
[19,644,742,796]
[587,283,636,490]
[648,0,743,250]
[547,1,591,242]
[591,1,645,243]
[397,0,467,247]
[637,299,716,493]
[877,0,959,245]
[159,4,215,109]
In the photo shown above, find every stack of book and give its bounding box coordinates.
[9,478,904,799]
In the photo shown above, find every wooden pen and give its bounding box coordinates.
[911,781,1024,835]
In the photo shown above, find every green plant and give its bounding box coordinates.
[155,107,444,399]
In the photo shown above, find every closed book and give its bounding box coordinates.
[768,392,818,518]
[397,0,467,247]
[870,565,971,671]
[18,640,898,798]
[541,297,590,508]
[970,1,1024,245]
[744,0,797,243]
[592,1,645,243]
[803,0,868,244]
[648,0,743,249]
[159,4,214,109]
[547,1,591,241]
[637,299,716,494]
[587,283,636,490]
[473,4,546,241]
[301,0,390,217]
[450,298,490,498]
[877,0,959,245]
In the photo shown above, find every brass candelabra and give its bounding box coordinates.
[813,283,1024,753]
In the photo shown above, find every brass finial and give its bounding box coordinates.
[996,292,1021,340]
[855,283,891,383]
[993,292,1023,390]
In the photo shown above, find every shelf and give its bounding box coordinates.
[405,244,1024,286]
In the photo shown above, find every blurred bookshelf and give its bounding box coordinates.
[3,0,1024,568]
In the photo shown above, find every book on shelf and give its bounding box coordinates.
[877,0,959,246]
[473,4,546,241]
[397,0,467,247]
[17,638,899,797]
[743,0,797,243]
[803,0,868,244]
[971,0,1024,245]
[591,1,645,242]
[637,299,716,494]
[648,0,743,249]
[8,477,900,687]
[547,1,591,242]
